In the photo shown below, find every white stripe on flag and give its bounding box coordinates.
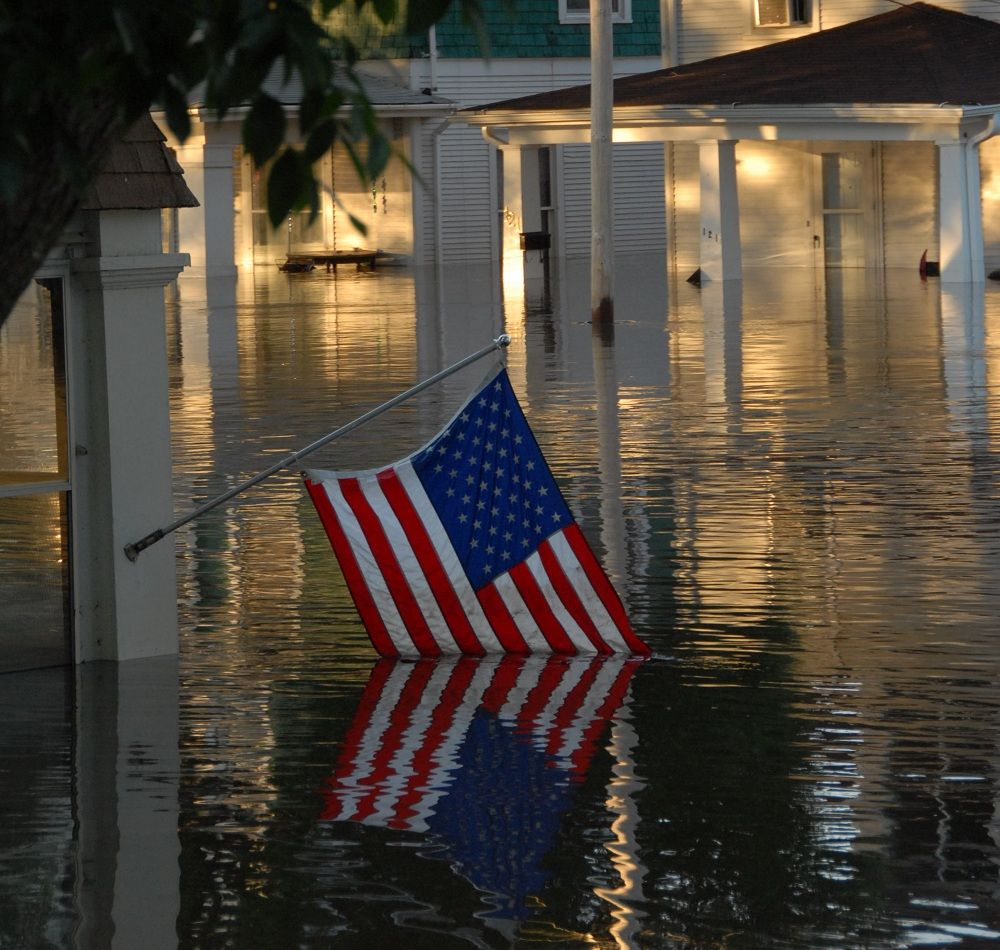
[548,529,632,653]
[358,476,463,654]
[322,479,414,656]
[495,655,552,721]
[362,660,496,831]
[528,658,589,753]
[394,462,505,653]
[547,659,626,768]
[524,543,601,654]
[363,661,457,828]
[491,573,552,652]
[326,661,416,820]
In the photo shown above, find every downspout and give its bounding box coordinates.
[428,26,439,93]
[431,117,449,278]
[966,112,1000,279]
[968,112,1000,148]
[660,0,679,275]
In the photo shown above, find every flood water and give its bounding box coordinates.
[2,258,1000,948]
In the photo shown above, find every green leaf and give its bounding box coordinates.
[405,0,453,33]
[372,0,398,25]
[304,119,339,163]
[267,148,305,226]
[303,173,320,224]
[346,210,368,237]
[298,88,327,134]
[160,81,191,143]
[243,93,286,165]
[366,133,390,178]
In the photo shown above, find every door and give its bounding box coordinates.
[813,146,881,269]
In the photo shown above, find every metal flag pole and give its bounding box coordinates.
[124,334,511,562]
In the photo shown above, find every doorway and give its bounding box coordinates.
[813,145,882,269]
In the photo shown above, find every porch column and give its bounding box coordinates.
[698,140,742,282]
[937,141,985,283]
[172,123,239,279]
[70,210,189,661]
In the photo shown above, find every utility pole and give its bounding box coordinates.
[591,0,614,323]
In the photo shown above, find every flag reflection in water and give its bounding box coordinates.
[321,654,643,924]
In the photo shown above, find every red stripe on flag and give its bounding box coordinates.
[390,658,479,829]
[377,469,486,656]
[517,656,569,726]
[339,477,442,657]
[320,658,396,819]
[568,660,640,777]
[544,659,604,759]
[562,524,651,655]
[509,562,577,653]
[479,656,526,714]
[305,478,398,657]
[350,659,437,823]
[538,540,614,655]
[475,584,531,654]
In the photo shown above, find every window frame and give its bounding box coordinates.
[559,0,633,25]
[751,0,810,30]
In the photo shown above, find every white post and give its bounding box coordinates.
[75,657,180,949]
[501,145,526,263]
[69,209,188,660]
[591,0,615,322]
[938,141,984,283]
[698,140,742,282]
[171,123,240,280]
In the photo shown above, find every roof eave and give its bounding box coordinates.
[463,102,997,126]
[462,102,1000,146]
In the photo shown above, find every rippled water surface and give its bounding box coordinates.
[3,260,1000,948]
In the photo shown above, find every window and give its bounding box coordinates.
[754,0,808,27]
[559,0,632,25]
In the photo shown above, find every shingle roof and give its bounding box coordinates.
[470,3,1000,113]
[264,65,454,108]
[81,113,199,211]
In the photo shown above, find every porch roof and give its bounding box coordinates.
[459,3,1000,144]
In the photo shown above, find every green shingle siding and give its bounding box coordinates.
[383,0,661,60]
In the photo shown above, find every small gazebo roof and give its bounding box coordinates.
[469,3,1000,114]
[82,113,198,211]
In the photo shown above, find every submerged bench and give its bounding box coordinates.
[280,249,380,273]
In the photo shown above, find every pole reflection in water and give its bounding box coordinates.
[321,655,642,939]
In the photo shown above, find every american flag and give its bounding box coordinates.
[304,367,649,657]
[320,654,642,921]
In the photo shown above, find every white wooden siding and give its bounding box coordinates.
[554,143,667,258]
[980,138,1000,271]
[437,124,497,264]
[669,143,702,274]
[881,141,937,270]
[561,144,591,258]
[737,141,814,268]
[677,0,746,62]
[428,58,664,264]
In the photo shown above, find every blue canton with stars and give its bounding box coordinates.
[411,369,574,591]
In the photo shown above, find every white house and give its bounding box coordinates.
[459,2,1000,282]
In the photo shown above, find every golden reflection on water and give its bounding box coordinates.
[4,257,1000,945]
